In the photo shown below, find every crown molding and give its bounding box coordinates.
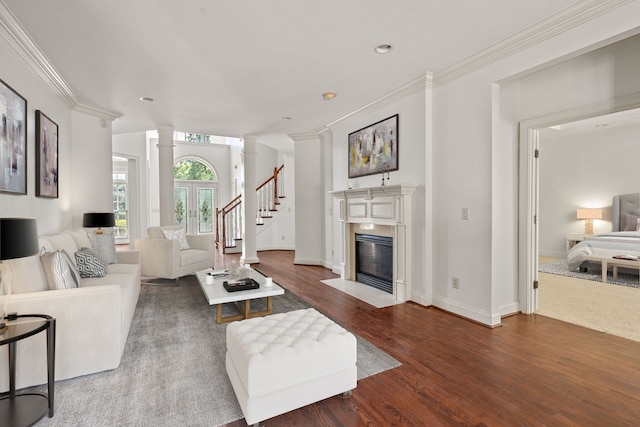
[0,1,123,120]
[288,132,321,142]
[433,0,633,86]
[74,102,122,121]
[0,1,77,107]
[323,72,433,132]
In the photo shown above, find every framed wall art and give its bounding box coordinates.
[348,114,398,179]
[0,78,27,195]
[36,110,58,198]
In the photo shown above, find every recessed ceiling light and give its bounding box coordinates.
[282,116,292,121]
[140,97,154,102]
[374,44,393,54]
[322,92,337,100]
[595,123,608,128]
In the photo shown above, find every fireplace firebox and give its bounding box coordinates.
[355,233,393,294]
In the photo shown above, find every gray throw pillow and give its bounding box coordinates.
[40,249,80,290]
[75,247,108,278]
[88,233,118,264]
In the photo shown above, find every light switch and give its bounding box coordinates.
[462,208,469,221]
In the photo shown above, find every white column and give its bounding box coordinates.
[157,125,175,226]
[242,135,259,264]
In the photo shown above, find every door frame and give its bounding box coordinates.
[519,95,640,313]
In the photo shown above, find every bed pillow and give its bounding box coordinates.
[623,213,639,231]
[162,228,191,250]
[75,247,108,278]
[40,249,81,290]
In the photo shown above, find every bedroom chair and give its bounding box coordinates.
[135,225,215,284]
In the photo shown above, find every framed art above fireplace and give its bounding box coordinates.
[348,114,398,178]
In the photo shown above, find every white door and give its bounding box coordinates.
[174,181,217,234]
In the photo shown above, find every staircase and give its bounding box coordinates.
[216,165,285,253]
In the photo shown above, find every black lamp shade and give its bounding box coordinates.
[82,212,115,228]
[0,218,39,260]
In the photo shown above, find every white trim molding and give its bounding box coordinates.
[0,1,122,119]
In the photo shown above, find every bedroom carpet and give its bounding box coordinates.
[29,276,400,427]
[538,259,640,289]
[537,271,640,342]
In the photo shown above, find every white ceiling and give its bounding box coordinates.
[4,0,606,137]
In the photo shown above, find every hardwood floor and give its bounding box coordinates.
[220,251,640,426]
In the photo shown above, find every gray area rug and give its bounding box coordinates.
[539,259,640,289]
[32,276,401,426]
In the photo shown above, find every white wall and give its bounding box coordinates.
[328,89,428,300]
[0,34,109,236]
[539,125,640,257]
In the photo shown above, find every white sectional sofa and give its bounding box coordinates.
[0,230,141,391]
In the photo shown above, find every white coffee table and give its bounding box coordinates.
[196,268,284,323]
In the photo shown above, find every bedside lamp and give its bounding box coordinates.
[83,212,115,235]
[1,218,40,326]
[577,208,602,235]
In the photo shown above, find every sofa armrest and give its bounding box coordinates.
[0,285,122,391]
[186,234,215,252]
[116,250,140,264]
[135,238,181,279]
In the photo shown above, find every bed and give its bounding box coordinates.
[567,193,640,272]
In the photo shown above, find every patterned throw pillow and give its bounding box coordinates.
[40,249,81,290]
[75,247,108,278]
[161,228,191,250]
[88,233,119,264]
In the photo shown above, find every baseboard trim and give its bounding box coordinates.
[499,301,520,317]
[293,257,326,266]
[410,293,432,306]
[432,296,501,327]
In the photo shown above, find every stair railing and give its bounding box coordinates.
[215,164,285,251]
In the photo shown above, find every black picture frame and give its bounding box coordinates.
[0,78,27,195]
[35,110,58,198]
[348,114,398,178]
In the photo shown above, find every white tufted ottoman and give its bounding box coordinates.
[225,308,357,425]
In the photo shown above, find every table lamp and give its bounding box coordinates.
[82,212,115,235]
[1,218,40,328]
[576,208,602,235]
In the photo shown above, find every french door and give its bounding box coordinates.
[173,180,217,234]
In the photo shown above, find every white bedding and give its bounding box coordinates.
[566,231,640,271]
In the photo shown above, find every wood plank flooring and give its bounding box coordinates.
[220,250,640,426]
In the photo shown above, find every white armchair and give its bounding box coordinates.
[135,225,215,283]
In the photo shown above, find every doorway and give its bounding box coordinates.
[173,158,218,235]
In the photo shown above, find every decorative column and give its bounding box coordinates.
[242,135,259,264]
[157,125,175,226]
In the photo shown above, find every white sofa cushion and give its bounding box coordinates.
[40,233,79,268]
[65,229,92,250]
[0,254,48,294]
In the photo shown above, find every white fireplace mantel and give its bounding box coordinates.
[331,185,416,302]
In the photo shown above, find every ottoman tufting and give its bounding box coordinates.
[225,308,357,425]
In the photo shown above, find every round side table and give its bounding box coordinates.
[0,314,56,427]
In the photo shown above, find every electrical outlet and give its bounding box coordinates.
[462,208,469,221]
[452,277,460,289]
[281,235,285,240]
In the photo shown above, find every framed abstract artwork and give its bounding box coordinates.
[35,110,58,198]
[0,78,27,195]
[348,114,398,178]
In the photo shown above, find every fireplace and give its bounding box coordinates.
[332,184,416,302]
[355,234,393,294]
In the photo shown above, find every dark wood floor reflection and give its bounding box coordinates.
[220,250,640,426]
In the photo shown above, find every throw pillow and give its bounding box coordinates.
[161,228,191,250]
[623,213,639,231]
[40,249,81,290]
[75,247,108,278]
[88,233,119,264]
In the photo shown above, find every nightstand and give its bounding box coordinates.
[566,233,590,252]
